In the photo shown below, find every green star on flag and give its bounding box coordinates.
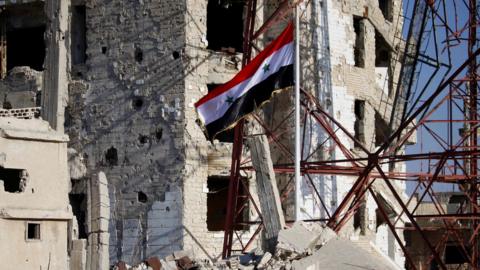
[225,96,234,104]
[262,63,270,72]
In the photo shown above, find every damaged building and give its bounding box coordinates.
[0,0,411,269]
[404,192,472,270]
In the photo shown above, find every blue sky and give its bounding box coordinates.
[401,0,478,194]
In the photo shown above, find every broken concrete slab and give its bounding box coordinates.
[314,226,337,247]
[247,135,285,252]
[256,252,272,269]
[290,238,398,270]
[159,259,179,270]
[276,222,320,258]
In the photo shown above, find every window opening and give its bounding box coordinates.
[353,16,365,68]
[71,5,87,66]
[375,111,388,146]
[0,168,28,193]
[4,2,46,72]
[27,222,41,240]
[207,176,249,231]
[354,100,365,148]
[378,0,393,22]
[375,31,391,67]
[207,0,245,53]
[375,30,393,95]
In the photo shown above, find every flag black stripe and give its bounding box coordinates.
[205,64,294,140]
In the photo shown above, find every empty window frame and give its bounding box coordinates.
[207,0,245,53]
[375,30,393,95]
[26,222,41,240]
[353,203,367,235]
[2,2,47,74]
[375,30,391,68]
[354,100,366,148]
[0,168,28,193]
[378,0,393,22]
[71,5,87,66]
[353,16,365,68]
[207,176,249,231]
[374,111,388,147]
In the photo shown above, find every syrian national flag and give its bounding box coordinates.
[195,22,294,140]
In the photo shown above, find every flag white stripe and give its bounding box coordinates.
[197,42,294,125]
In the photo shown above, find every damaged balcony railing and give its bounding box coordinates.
[0,107,41,119]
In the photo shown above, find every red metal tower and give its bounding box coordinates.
[221,0,480,269]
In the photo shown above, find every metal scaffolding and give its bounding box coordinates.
[222,0,480,269]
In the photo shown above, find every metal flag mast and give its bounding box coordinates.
[294,2,301,221]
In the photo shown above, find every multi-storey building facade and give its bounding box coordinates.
[0,0,409,269]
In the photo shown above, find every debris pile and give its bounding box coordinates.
[113,250,197,270]
[112,222,339,270]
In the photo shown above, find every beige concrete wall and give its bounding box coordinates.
[0,118,70,270]
[0,219,69,270]
[0,118,70,212]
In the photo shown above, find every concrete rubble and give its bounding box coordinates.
[113,222,393,270]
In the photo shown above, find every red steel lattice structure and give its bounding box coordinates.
[221,0,480,269]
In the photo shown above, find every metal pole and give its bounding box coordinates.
[294,5,302,221]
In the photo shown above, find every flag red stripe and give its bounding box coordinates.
[195,22,293,107]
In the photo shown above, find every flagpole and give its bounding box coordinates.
[294,4,301,221]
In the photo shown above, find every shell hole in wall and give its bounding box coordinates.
[172,51,180,59]
[155,128,163,141]
[137,191,147,203]
[132,98,143,111]
[105,146,118,166]
[101,46,107,54]
[135,48,144,63]
[138,134,149,144]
